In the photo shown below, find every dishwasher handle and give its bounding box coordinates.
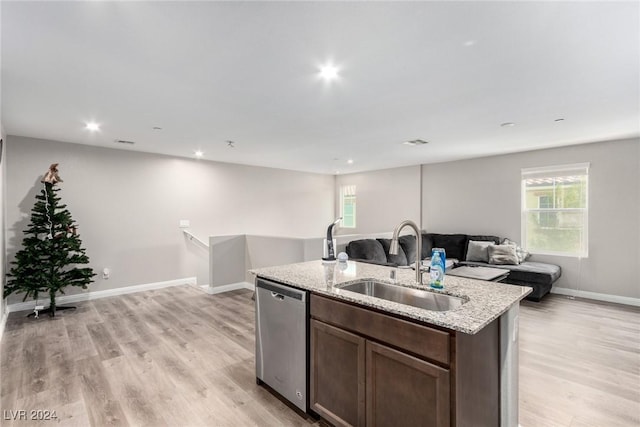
[256,278,306,302]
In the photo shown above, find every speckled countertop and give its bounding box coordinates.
[250,260,532,335]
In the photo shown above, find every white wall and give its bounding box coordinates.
[335,165,421,235]
[5,136,334,302]
[0,126,6,322]
[0,0,5,326]
[210,234,247,286]
[422,138,640,299]
[6,135,637,303]
[207,234,324,285]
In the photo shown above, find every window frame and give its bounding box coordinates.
[340,184,356,229]
[521,163,589,258]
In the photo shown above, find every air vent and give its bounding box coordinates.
[114,139,136,145]
[403,139,429,146]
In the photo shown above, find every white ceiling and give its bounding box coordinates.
[2,1,639,174]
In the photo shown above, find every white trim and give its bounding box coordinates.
[0,307,9,343]
[521,162,590,176]
[551,287,640,307]
[6,277,197,313]
[206,282,254,295]
[339,184,357,229]
[521,162,589,258]
[528,251,589,259]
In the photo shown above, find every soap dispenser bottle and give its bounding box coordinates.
[429,252,445,289]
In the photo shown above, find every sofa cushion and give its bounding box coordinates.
[377,238,408,266]
[345,239,387,264]
[398,234,433,264]
[429,233,467,261]
[460,261,561,286]
[506,261,561,285]
[466,240,495,263]
[502,238,530,263]
[467,235,501,245]
[488,244,520,265]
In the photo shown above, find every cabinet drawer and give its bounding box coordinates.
[311,294,450,366]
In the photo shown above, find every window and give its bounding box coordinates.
[537,195,555,228]
[340,185,356,228]
[522,163,589,257]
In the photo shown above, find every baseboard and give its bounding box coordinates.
[551,287,640,307]
[6,277,198,313]
[206,282,254,295]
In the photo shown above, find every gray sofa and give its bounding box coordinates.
[345,233,561,301]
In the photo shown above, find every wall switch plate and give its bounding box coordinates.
[102,268,110,279]
[179,220,190,228]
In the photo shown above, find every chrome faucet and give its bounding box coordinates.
[389,220,423,285]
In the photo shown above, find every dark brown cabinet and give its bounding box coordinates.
[366,340,450,427]
[310,294,500,427]
[310,319,366,427]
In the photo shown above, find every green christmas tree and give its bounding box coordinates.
[5,164,95,316]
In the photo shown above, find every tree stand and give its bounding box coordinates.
[27,290,76,318]
[29,305,76,318]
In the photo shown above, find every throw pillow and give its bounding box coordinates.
[345,239,387,264]
[398,234,434,263]
[501,238,530,263]
[377,238,408,266]
[398,235,417,264]
[465,240,495,263]
[488,244,519,265]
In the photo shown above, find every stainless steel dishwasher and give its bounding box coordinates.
[255,277,309,412]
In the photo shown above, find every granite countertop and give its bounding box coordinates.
[250,260,532,335]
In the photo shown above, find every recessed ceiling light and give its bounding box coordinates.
[403,139,429,146]
[347,159,353,164]
[463,40,477,47]
[194,150,204,158]
[85,122,100,132]
[319,63,339,81]
[500,122,516,127]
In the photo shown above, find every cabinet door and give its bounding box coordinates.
[366,341,450,427]
[310,319,366,427]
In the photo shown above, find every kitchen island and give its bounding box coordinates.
[251,260,531,427]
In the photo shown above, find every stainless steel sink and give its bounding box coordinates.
[337,280,465,312]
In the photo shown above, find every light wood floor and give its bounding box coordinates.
[1,286,638,426]
[518,295,640,427]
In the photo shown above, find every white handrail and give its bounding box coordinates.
[183,229,209,250]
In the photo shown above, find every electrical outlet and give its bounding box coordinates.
[102,268,110,280]
[179,219,190,228]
